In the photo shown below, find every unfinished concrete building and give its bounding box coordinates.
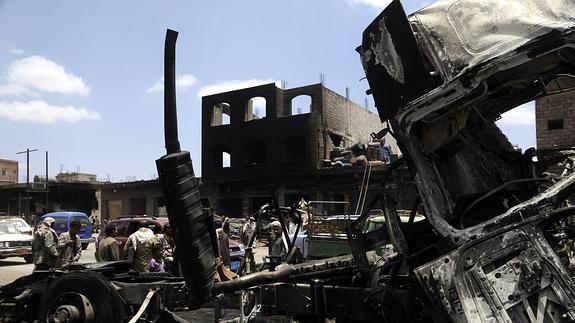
[536,78,575,148]
[201,83,400,217]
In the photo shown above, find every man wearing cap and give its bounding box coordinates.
[269,221,286,258]
[32,217,59,271]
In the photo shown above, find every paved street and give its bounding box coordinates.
[0,239,98,286]
[0,236,269,321]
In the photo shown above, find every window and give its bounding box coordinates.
[214,146,232,168]
[222,152,231,168]
[548,119,564,130]
[246,141,267,165]
[329,133,343,148]
[245,97,267,121]
[71,216,90,228]
[291,95,312,115]
[211,102,231,126]
[284,136,306,161]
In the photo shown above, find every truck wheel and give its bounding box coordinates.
[37,271,125,323]
[81,243,88,250]
[23,254,34,263]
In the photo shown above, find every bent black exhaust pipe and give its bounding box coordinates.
[156,29,216,304]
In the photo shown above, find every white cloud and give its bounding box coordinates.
[0,55,90,96]
[496,102,535,126]
[0,84,37,97]
[345,0,392,9]
[146,74,198,93]
[10,48,24,55]
[197,79,278,97]
[0,100,101,123]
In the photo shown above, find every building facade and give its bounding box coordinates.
[0,159,18,185]
[56,172,97,183]
[100,180,166,220]
[201,83,402,217]
[536,79,575,149]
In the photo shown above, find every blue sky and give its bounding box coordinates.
[0,0,535,182]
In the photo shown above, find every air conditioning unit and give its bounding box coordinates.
[30,182,46,191]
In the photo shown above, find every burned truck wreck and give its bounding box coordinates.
[1,0,575,322]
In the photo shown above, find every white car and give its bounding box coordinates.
[0,218,33,263]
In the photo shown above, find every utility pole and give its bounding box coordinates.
[16,148,38,219]
[45,151,49,213]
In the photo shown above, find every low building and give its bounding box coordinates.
[0,159,18,186]
[201,83,406,217]
[100,180,166,221]
[56,172,97,183]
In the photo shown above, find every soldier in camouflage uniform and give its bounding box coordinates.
[32,217,59,271]
[124,221,162,272]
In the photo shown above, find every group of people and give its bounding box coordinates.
[32,217,82,271]
[98,220,173,273]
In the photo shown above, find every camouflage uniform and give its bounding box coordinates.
[124,228,162,272]
[32,223,59,270]
[56,232,82,268]
[270,236,286,258]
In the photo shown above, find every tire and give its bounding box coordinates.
[23,254,34,263]
[37,271,125,323]
[81,243,88,250]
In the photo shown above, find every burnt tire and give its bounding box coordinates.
[23,254,33,263]
[37,271,125,323]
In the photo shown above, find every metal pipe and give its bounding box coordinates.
[164,29,181,154]
[213,265,296,294]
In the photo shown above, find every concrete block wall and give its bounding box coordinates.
[322,87,399,155]
[536,91,575,149]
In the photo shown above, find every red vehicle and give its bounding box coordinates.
[96,215,245,269]
[95,216,169,256]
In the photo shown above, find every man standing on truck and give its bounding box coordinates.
[269,221,286,258]
[56,220,82,268]
[124,220,162,272]
[32,217,59,271]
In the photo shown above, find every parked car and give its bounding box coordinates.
[97,216,245,269]
[96,216,170,257]
[0,218,33,263]
[41,212,94,249]
[0,216,32,235]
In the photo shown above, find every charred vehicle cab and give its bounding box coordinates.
[0,0,574,322]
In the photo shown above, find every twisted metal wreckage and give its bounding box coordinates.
[1,0,575,322]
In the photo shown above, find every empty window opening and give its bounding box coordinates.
[222,152,231,168]
[291,95,312,115]
[211,102,231,126]
[214,147,232,168]
[245,97,267,121]
[284,136,306,162]
[246,141,267,165]
[329,133,343,148]
[548,119,564,130]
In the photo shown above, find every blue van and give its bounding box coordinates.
[41,212,95,249]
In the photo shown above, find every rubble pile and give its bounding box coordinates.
[323,141,394,168]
